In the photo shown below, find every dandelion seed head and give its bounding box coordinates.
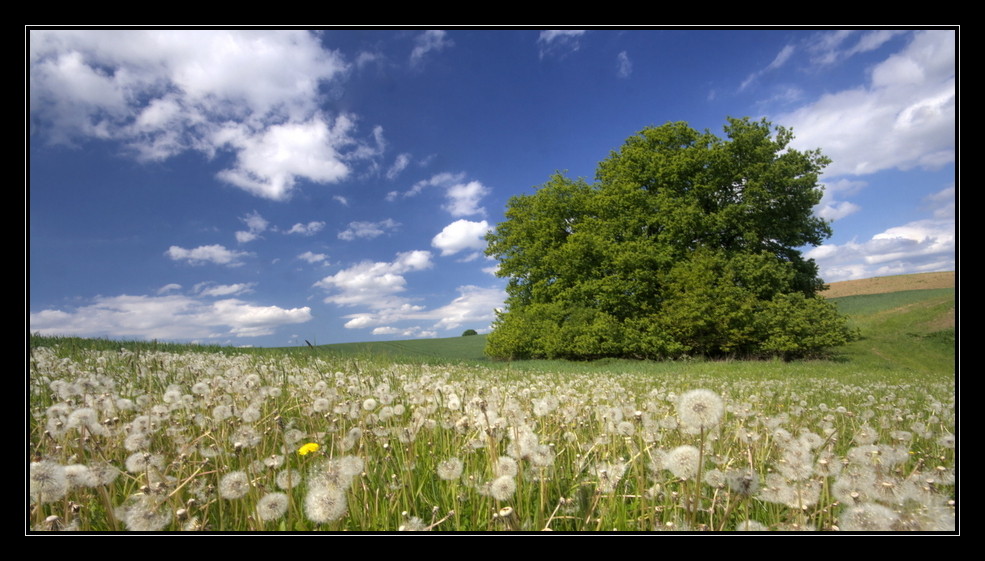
[30,461,68,504]
[218,470,250,499]
[489,475,516,501]
[256,492,290,522]
[305,484,347,524]
[677,389,724,430]
[839,503,899,531]
[666,445,701,480]
[276,468,302,490]
[437,457,464,481]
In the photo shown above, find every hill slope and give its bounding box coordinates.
[310,272,955,365]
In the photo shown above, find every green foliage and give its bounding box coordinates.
[461,329,478,337]
[486,117,855,360]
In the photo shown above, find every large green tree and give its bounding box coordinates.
[485,117,857,360]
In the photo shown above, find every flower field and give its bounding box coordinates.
[28,338,955,532]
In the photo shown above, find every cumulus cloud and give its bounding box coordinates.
[443,180,490,216]
[344,285,506,333]
[817,178,867,221]
[285,221,326,236]
[538,30,586,60]
[386,172,490,216]
[236,211,269,243]
[29,30,383,201]
[298,251,328,264]
[807,217,954,282]
[29,293,312,340]
[432,219,491,256]
[313,250,433,309]
[779,30,954,178]
[213,114,356,200]
[166,244,251,266]
[338,219,400,241]
[410,30,453,67]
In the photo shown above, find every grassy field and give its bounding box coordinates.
[28,273,956,532]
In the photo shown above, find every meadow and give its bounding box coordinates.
[28,273,956,532]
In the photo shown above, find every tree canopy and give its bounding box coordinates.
[484,117,857,361]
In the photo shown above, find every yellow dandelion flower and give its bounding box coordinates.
[298,442,320,456]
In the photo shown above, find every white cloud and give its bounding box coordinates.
[397,172,466,199]
[342,285,506,333]
[286,221,326,236]
[740,44,795,91]
[371,325,437,338]
[429,285,505,330]
[616,51,632,78]
[410,30,453,66]
[443,180,490,217]
[387,153,412,180]
[924,185,954,220]
[298,251,328,264]
[213,114,355,200]
[807,30,906,67]
[166,244,251,266]
[432,220,491,256]
[807,218,954,282]
[195,282,256,297]
[30,293,312,340]
[333,195,349,206]
[537,30,586,60]
[780,30,954,178]
[313,250,433,308]
[338,219,400,241]
[29,30,385,201]
[236,210,269,243]
[818,201,861,222]
[157,283,182,294]
[817,178,867,221]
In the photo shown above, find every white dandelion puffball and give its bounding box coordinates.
[677,389,724,430]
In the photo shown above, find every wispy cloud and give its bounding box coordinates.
[537,30,586,60]
[739,44,795,92]
[166,244,252,266]
[338,219,400,241]
[410,30,453,67]
[616,51,632,78]
[285,221,326,236]
[298,251,329,264]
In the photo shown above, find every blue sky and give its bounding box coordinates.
[29,29,956,347]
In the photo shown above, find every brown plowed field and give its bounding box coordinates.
[822,271,955,299]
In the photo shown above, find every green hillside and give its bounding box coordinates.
[313,334,490,363]
[298,283,954,373]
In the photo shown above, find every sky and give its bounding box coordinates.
[28,28,956,347]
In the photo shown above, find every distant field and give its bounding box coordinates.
[301,271,956,368]
[822,271,954,299]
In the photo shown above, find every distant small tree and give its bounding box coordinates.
[462,329,478,337]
